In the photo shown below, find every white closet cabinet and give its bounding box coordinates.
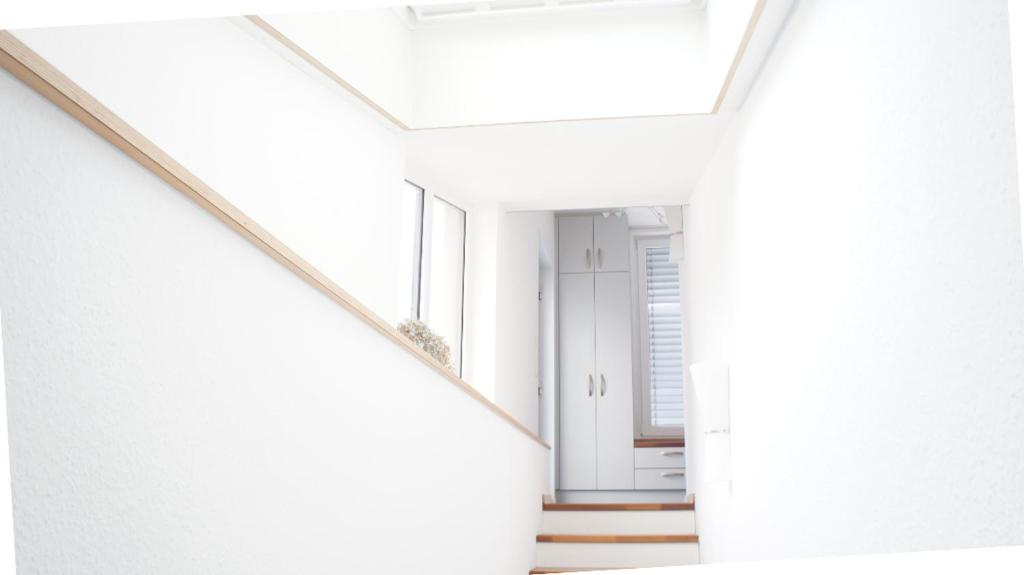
[558,215,630,273]
[558,216,594,274]
[593,215,630,272]
[558,273,597,490]
[558,214,634,491]
[594,271,635,489]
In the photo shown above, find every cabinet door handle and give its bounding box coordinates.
[588,374,594,397]
[597,247,603,269]
[600,374,607,396]
[660,451,685,457]
[585,248,592,270]
[660,472,686,478]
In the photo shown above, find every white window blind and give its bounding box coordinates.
[643,244,685,428]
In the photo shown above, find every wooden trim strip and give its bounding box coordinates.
[536,534,699,543]
[244,16,411,131]
[634,437,684,448]
[711,0,767,113]
[0,30,549,451]
[543,502,693,511]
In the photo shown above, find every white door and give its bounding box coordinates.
[558,272,597,490]
[558,216,594,274]
[593,214,630,272]
[595,271,635,489]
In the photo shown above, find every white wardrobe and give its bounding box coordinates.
[558,214,635,490]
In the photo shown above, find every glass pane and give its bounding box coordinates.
[426,197,466,375]
[396,181,424,322]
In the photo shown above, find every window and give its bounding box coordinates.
[396,180,425,322]
[397,182,467,375]
[637,237,685,435]
[423,196,467,376]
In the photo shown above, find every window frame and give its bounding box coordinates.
[402,180,426,322]
[633,234,686,438]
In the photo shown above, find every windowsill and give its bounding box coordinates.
[634,437,684,448]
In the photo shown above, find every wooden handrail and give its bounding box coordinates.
[0,30,550,450]
[711,0,767,113]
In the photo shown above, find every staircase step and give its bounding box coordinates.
[537,535,697,543]
[534,534,699,569]
[528,564,622,568]
[541,509,694,535]
[542,502,693,511]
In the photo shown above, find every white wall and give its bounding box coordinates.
[538,231,558,493]
[13,17,408,325]
[443,200,556,438]
[405,114,728,211]
[683,0,1024,562]
[494,211,556,436]
[0,314,14,572]
[0,61,548,574]
[460,204,501,400]
[410,5,709,127]
[1011,0,1024,260]
[262,9,415,126]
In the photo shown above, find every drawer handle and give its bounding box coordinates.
[660,472,685,479]
[660,451,685,457]
[588,374,594,397]
[585,248,592,270]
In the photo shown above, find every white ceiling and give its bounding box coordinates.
[625,207,669,228]
[405,113,728,211]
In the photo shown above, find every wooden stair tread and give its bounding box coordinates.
[532,564,626,568]
[543,502,693,511]
[536,534,698,543]
[634,437,684,448]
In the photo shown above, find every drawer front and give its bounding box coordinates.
[635,468,687,490]
[634,447,686,469]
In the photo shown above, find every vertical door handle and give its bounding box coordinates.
[588,374,594,397]
[600,374,607,396]
[585,248,592,270]
[597,248,603,269]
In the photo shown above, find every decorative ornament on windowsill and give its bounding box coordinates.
[397,319,454,372]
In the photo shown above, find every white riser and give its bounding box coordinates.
[540,510,695,535]
[535,542,699,569]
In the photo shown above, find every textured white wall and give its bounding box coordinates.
[0,314,13,572]
[1011,0,1024,261]
[684,0,1024,562]
[13,17,407,325]
[0,64,548,574]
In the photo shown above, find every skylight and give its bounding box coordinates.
[407,0,706,24]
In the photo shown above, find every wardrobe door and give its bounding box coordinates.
[558,273,597,490]
[594,271,635,490]
[592,214,630,272]
[558,216,594,274]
